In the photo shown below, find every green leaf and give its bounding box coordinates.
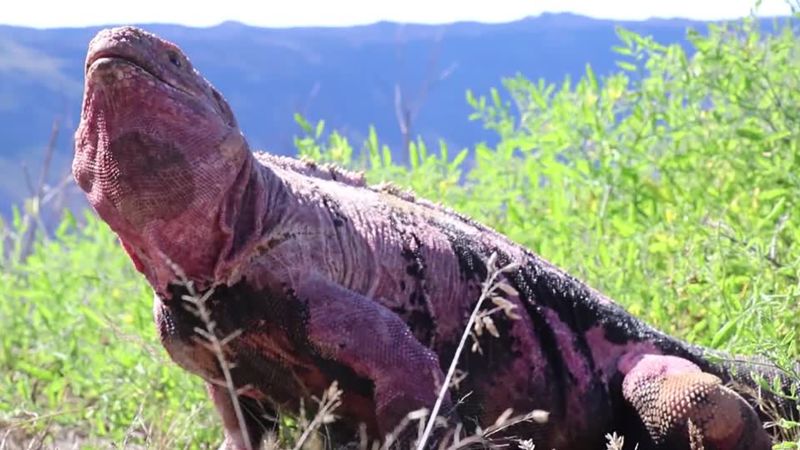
[612,45,633,56]
[585,64,598,93]
[711,317,740,348]
[616,61,637,72]
[315,120,325,139]
[450,149,468,171]
[293,113,312,134]
[16,361,56,382]
[735,127,764,141]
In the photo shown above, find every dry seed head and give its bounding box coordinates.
[482,316,500,338]
[493,408,515,426]
[516,438,536,450]
[494,282,519,297]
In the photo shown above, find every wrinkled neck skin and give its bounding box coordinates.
[136,146,276,296]
[81,128,272,297]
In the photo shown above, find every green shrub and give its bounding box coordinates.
[0,212,218,448]
[300,17,800,362]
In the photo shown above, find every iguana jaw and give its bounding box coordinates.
[73,26,255,294]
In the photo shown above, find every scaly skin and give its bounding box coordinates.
[74,26,795,450]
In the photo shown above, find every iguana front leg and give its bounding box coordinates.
[192,272,452,450]
[295,274,452,440]
[619,353,771,450]
[210,383,275,450]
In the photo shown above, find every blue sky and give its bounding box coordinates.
[2,0,794,28]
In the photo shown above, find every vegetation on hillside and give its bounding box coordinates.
[2,13,800,449]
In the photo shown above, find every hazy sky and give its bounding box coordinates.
[2,0,794,28]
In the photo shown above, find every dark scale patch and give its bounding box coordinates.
[436,224,617,430]
[327,166,339,181]
[164,281,309,344]
[515,249,659,347]
[408,288,426,307]
[436,318,521,434]
[503,260,571,418]
[513,259,599,372]
[447,230,489,282]
[162,279,375,402]
[388,217,436,346]
[319,192,347,227]
[406,309,435,338]
[434,224,526,431]
[400,234,426,280]
[262,231,297,251]
[107,131,195,226]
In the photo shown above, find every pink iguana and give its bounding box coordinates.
[73,26,796,450]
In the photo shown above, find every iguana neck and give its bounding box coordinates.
[128,142,289,297]
[210,152,291,287]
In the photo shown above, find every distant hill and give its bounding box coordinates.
[0,13,767,214]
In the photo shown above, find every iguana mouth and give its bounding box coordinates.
[87,50,152,76]
[86,51,194,98]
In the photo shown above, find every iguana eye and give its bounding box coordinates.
[168,51,182,68]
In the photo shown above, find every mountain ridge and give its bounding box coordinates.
[0,13,786,214]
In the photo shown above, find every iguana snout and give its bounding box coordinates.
[83,26,238,126]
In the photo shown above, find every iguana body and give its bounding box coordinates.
[73,26,795,450]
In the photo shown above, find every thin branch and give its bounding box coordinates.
[19,118,61,260]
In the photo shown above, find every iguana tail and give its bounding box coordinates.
[715,353,799,425]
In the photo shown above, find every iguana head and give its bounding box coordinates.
[74,26,254,292]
